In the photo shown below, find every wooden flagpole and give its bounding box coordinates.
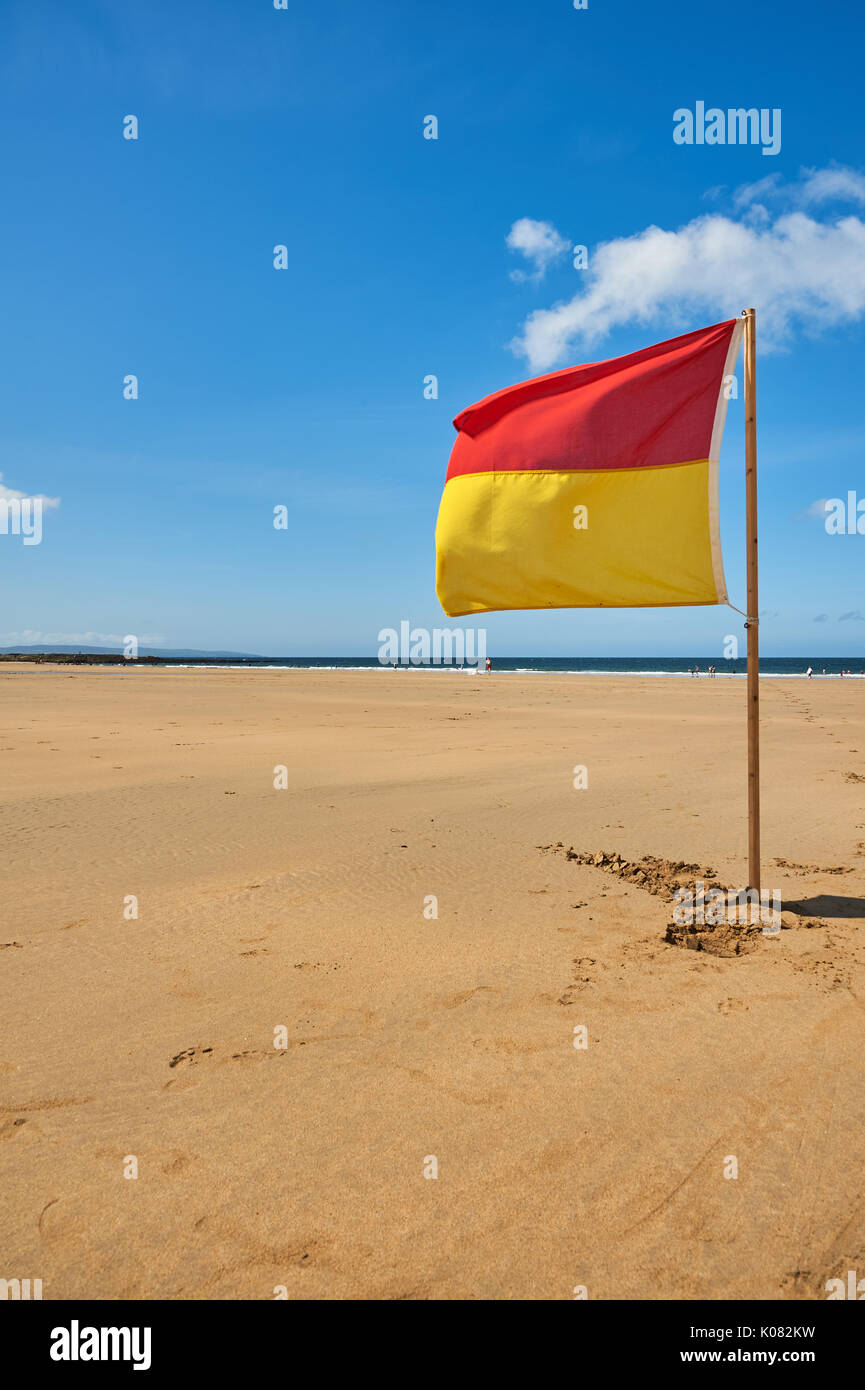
[743,307,760,897]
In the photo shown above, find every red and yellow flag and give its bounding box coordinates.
[435,319,743,616]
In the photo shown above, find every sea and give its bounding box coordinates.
[177,657,864,677]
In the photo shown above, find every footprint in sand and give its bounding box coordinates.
[558,956,599,1003]
[717,998,750,1015]
[0,1116,28,1141]
[438,986,496,1010]
[164,1046,219,1089]
[165,1045,292,1086]
[161,1152,192,1175]
[168,1046,213,1069]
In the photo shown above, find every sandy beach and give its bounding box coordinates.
[2,665,864,1301]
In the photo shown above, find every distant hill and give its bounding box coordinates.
[0,644,265,659]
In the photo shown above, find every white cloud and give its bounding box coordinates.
[732,173,783,209]
[799,499,830,521]
[732,165,865,214]
[511,168,865,371]
[506,217,569,283]
[799,165,865,207]
[0,472,60,507]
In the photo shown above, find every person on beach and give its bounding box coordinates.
[485,657,492,673]
[806,666,813,679]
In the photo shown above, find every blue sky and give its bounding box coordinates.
[1,0,863,656]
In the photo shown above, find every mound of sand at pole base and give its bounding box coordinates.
[539,845,825,956]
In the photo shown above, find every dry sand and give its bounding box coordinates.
[2,665,864,1300]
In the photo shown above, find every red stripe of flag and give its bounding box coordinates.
[446,319,738,480]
